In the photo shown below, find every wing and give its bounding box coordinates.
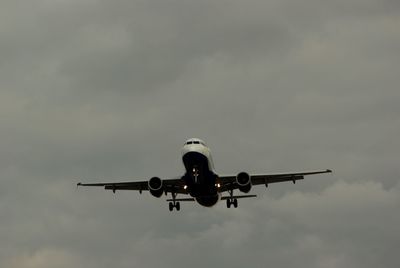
[77,178,187,194]
[218,169,332,192]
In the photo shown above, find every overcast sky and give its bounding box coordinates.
[1,0,399,267]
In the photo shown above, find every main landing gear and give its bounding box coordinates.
[226,189,238,208]
[169,201,180,211]
[168,192,180,211]
[226,198,238,208]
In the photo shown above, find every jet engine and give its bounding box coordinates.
[236,172,252,193]
[148,177,163,198]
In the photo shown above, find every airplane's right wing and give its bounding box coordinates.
[77,178,187,194]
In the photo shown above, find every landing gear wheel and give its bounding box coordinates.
[233,198,238,208]
[176,202,180,211]
[169,202,173,211]
[226,199,231,208]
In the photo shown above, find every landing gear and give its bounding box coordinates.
[168,192,181,211]
[192,166,200,184]
[226,189,238,208]
[169,201,180,211]
[226,198,238,208]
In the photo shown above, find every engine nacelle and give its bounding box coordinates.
[148,177,163,198]
[236,172,252,193]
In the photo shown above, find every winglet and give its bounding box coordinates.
[326,169,332,173]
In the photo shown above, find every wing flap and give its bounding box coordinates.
[252,175,304,185]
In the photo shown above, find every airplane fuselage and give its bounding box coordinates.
[181,138,220,207]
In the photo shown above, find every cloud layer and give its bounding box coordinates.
[1,1,399,267]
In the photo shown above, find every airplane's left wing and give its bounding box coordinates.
[218,169,332,192]
[77,178,187,194]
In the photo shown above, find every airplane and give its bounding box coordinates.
[77,138,332,211]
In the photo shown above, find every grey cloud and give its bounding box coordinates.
[5,180,393,268]
[1,0,400,267]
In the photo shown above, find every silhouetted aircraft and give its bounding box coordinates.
[78,138,332,211]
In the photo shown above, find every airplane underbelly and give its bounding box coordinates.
[195,194,220,207]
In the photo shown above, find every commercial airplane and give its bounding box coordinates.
[77,138,332,211]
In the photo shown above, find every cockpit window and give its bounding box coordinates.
[185,140,206,145]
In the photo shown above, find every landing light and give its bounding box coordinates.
[184,185,188,190]
[216,183,221,188]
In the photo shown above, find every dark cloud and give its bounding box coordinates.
[1,0,399,267]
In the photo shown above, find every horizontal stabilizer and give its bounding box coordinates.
[166,198,195,202]
[221,195,257,200]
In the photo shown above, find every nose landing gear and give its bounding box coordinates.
[192,166,200,184]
